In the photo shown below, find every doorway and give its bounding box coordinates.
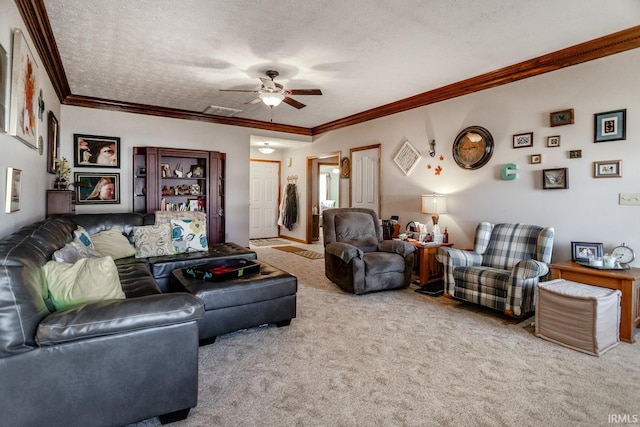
[306,152,340,243]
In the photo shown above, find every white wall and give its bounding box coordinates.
[0,0,61,237]
[281,49,640,265]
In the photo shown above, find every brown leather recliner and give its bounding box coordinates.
[322,208,416,294]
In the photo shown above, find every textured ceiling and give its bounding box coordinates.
[43,0,640,129]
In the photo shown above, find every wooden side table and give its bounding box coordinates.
[550,260,640,343]
[46,190,75,216]
[409,241,453,295]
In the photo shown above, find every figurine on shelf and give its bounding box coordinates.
[162,185,170,195]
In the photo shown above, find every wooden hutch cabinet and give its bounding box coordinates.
[133,147,226,244]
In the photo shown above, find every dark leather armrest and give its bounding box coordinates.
[325,242,363,263]
[378,240,416,257]
[36,293,204,346]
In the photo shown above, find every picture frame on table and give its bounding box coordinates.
[512,132,533,149]
[549,109,574,127]
[542,167,568,190]
[0,42,9,134]
[73,134,120,167]
[9,29,39,149]
[546,136,560,147]
[74,172,120,204]
[593,160,621,178]
[47,112,59,174]
[190,164,205,178]
[571,241,604,262]
[5,167,22,213]
[594,109,626,143]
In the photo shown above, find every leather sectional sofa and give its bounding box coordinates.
[0,212,259,426]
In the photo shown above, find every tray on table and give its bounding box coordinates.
[183,259,260,282]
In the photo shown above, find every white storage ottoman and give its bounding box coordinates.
[535,279,621,356]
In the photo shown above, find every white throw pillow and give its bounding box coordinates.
[91,227,136,260]
[44,257,126,311]
[52,238,103,263]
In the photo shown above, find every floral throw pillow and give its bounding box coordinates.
[133,223,174,258]
[170,219,208,253]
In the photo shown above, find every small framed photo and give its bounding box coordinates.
[546,136,560,147]
[136,166,146,176]
[569,149,582,159]
[594,109,626,142]
[190,164,205,178]
[5,167,22,213]
[513,132,533,149]
[74,172,120,204]
[529,154,542,164]
[161,163,171,178]
[593,160,621,178]
[542,167,568,190]
[549,109,574,127]
[74,134,120,167]
[571,241,604,262]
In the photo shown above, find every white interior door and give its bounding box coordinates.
[249,161,280,239]
[351,146,380,216]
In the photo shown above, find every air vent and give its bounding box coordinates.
[202,105,242,117]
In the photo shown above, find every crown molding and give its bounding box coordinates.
[16,0,640,137]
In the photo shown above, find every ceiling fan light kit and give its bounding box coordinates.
[221,69,322,111]
[259,92,285,107]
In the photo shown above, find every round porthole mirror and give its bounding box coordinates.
[452,126,494,170]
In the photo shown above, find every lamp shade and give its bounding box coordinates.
[421,194,448,215]
[259,92,285,107]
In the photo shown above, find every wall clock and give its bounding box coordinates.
[452,126,494,170]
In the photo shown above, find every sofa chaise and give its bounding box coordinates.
[0,212,261,426]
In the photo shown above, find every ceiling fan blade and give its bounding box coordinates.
[245,97,262,105]
[287,89,322,96]
[283,96,306,109]
[219,89,258,93]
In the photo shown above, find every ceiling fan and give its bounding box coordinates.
[220,70,322,109]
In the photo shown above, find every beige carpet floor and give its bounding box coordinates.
[167,242,640,427]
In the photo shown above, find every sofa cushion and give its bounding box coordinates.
[44,257,126,311]
[133,223,174,258]
[171,218,208,253]
[91,227,136,260]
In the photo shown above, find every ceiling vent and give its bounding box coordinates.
[202,105,242,117]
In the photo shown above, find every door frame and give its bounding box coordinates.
[306,151,341,243]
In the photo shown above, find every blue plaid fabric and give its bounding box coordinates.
[436,222,554,317]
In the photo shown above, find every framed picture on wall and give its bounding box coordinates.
[0,42,9,134]
[512,132,533,149]
[546,136,560,147]
[74,172,120,204]
[593,160,622,178]
[594,109,626,143]
[542,167,568,190]
[549,109,574,127]
[47,112,60,174]
[5,167,22,213]
[74,134,121,167]
[9,29,39,149]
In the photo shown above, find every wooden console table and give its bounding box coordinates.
[409,242,453,294]
[550,260,640,343]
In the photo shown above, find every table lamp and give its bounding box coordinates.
[421,194,448,238]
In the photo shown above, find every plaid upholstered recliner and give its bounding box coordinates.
[436,222,555,317]
[323,208,416,294]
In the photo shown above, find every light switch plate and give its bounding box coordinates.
[619,193,640,205]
